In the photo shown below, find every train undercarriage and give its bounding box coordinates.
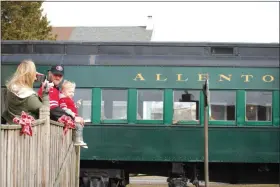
[79,161,279,187]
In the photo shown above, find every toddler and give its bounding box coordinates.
[59,80,88,148]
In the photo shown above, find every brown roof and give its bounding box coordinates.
[51,26,153,41]
[51,27,74,40]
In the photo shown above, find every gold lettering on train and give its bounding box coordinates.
[262,75,274,82]
[156,74,167,81]
[241,74,253,82]
[198,73,209,81]
[219,74,232,82]
[133,73,145,81]
[132,73,276,84]
[176,74,188,82]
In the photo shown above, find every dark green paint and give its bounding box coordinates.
[2,65,279,90]
[66,66,279,90]
[81,125,280,163]
[2,64,279,164]
[200,91,205,125]
[237,90,246,126]
[245,121,272,126]
[127,89,137,124]
[136,120,163,124]
[2,65,279,127]
[273,91,280,126]
[176,121,199,125]
[92,88,101,124]
[101,120,127,124]
[164,89,173,125]
[209,120,235,126]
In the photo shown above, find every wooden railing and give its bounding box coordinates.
[0,99,80,187]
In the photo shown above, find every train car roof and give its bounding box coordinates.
[2,40,279,46]
[1,40,279,67]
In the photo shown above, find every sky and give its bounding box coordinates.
[42,1,279,43]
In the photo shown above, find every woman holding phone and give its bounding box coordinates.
[1,60,52,124]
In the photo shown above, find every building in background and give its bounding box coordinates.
[52,16,154,42]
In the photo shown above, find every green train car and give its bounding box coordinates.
[1,41,279,187]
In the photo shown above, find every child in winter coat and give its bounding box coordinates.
[59,80,88,148]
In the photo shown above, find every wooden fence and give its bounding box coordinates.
[0,100,80,187]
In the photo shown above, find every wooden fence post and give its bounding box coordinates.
[75,146,81,187]
[39,94,50,187]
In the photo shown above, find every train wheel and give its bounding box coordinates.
[168,178,188,187]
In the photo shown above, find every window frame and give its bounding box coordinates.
[244,90,273,126]
[136,88,164,124]
[74,88,93,123]
[89,88,279,127]
[79,100,92,123]
[210,103,227,120]
[207,90,236,126]
[272,91,279,127]
[172,89,200,125]
[100,88,128,124]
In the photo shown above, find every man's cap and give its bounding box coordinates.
[48,65,64,76]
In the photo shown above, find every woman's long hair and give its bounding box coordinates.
[6,60,37,91]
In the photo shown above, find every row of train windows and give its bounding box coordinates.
[0,89,273,123]
[71,89,272,122]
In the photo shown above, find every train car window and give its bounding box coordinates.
[101,89,127,120]
[1,44,32,54]
[246,91,272,121]
[209,91,236,121]
[66,45,98,55]
[1,54,66,65]
[73,89,92,122]
[173,90,200,121]
[137,90,163,120]
[33,44,65,54]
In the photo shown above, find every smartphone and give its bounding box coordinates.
[36,72,47,82]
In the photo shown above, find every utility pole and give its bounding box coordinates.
[202,78,210,187]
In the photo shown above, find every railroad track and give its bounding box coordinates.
[130,176,227,185]
[129,176,278,187]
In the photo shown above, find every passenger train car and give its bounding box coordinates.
[1,41,279,187]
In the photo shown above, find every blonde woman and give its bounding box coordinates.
[1,60,51,124]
